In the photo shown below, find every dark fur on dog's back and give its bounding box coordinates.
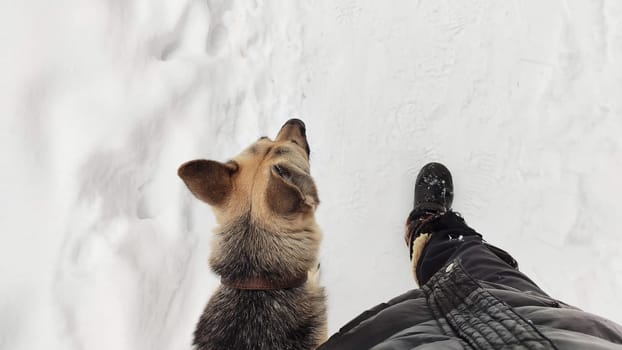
[193,214,326,350]
[194,286,325,349]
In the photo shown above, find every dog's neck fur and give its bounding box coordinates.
[209,213,320,285]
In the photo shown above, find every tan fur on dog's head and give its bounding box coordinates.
[178,119,322,283]
[178,119,322,281]
[178,119,319,231]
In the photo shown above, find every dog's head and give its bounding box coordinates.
[178,119,319,228]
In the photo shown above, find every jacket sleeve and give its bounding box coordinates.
[319,289,427,349]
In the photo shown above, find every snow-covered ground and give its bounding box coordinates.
[1,0,621,349]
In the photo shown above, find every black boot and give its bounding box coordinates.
[413,162,453,212]
[405,163,455,258]
[405,163,483,260]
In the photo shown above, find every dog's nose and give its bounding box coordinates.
[283,118,306,136]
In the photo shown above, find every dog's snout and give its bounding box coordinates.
[284,118,306,135]
[285,118,305,128]
[277,118,310,156]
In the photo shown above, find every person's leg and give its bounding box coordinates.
[409,210,548,295]
[406,163,548,296]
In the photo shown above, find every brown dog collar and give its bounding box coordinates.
[221,274,308,291]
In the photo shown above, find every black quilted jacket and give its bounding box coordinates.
[319,257,622,350]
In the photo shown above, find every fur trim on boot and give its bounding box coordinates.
[411,233,431,286]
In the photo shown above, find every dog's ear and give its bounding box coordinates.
[267,164,319,215]
[178,159,238,206]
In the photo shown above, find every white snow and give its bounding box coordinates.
[1,0,621,349]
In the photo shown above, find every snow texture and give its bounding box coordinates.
[1,0,622,349]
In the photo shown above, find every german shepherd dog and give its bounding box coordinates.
[178,119,327,350]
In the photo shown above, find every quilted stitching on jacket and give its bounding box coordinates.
[423,260,559,350]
